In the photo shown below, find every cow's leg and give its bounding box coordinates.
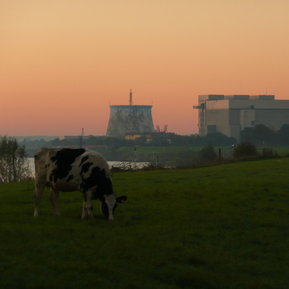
[50,189,60,216]
[34,182,45,217]
[81,201,88,219]
[84,191,94,218]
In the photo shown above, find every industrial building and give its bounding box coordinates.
[106,91,154,138]
[194,94,289,140]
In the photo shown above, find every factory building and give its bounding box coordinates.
[106,91,154,138]
[194,94,289,140]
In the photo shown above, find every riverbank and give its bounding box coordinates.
[27,158,151,176]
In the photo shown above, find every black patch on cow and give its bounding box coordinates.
[101,201,109,219]
[80,162,93,174]
[80,166,113,199]
[50,148,85,182]
[67,175,74,182]
[79,155,89,167]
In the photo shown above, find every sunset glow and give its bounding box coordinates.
[1,0,289,136]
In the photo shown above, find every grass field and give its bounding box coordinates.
[1,158,289,289]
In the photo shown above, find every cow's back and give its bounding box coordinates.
[34,148,112,196]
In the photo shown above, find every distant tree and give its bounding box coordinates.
[241,124,276,145]
[240,127,255,143]
[254,124,275,145]
[233,142,257,158]
[277,124,289,145]
[206,133,236,146]
[0,137,31,183]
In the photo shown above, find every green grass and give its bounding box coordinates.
[1,158,289,289]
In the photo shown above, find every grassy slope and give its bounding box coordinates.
[1,159,289,289]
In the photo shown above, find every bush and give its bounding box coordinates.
[261,148,277,158]
[199,146,217,163]
[233,142,257,158]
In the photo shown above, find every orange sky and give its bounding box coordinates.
[1,0,289,136]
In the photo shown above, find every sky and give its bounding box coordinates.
[1,0,289,136]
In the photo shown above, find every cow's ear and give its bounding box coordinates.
[116,195,127,203]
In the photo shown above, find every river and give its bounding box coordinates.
[27,158,150,176]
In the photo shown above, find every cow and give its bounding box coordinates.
[33,148,127,220]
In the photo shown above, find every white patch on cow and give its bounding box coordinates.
[104,194,116,221]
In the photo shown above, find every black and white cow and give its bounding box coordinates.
[34,148,127,220]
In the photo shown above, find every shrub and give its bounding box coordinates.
[261,148,277,158]
[233,142,257,158]
[199,146,217,163]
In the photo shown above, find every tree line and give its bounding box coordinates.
[21,132,236,156]
[241,124,289,146]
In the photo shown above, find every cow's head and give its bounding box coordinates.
[101,195,127,220]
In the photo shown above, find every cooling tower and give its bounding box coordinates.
[106,105,154,138]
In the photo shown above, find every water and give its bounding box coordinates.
[28,158,150,176]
